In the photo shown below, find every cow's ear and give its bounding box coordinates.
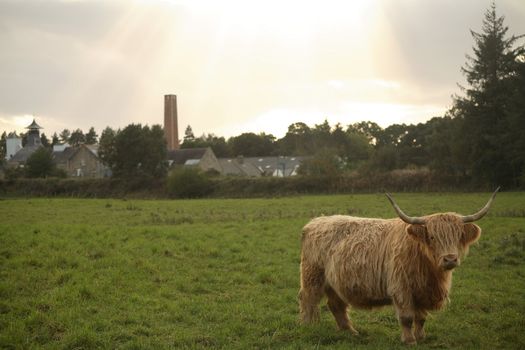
[462,223,481,246]
[406,224,427,243]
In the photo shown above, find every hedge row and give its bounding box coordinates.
[0,169,487,199]
[209,169,474,197]
[0,177,166,198]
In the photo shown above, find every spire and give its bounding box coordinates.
[26,118,43,130]
[25,118,43,147]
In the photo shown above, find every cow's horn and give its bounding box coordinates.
[385,193,426,225]
[461,187,500,223]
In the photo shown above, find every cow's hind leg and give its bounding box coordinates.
[299,261,325,324]
[414,309,428,341]
[325,286,358,335]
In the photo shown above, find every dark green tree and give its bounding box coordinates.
[344,130,372,164]
[381,124,408,148]
[69,129,85,146]
[25,148,56,178]
[312,119,332,150]
[347,121,384,146]
[297,148,343,177]
[277,121,372,162]
[328,123,371,167]
[51,133,59,146]
[59,129,71,144]
[85,127,98,144]
[40,133,50,148]
[183,125,195,143]
[111,124,167,178]
[452,2,524,186]
[504,56,525,187]
[364,145,399,172]
[98,127,117,169]
[277,122,313,155]
[167,168,212,198]
[229,132,276,157]
[0,131,6,160]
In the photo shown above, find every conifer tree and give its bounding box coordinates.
[452,2,524,186]
[85,127,98,144]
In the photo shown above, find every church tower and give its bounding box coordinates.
[26,119,43,147]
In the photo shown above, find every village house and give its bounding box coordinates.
[167,147,222,173]
[218,156,304,177]
[53,144,109,178]
[168,147,305,177]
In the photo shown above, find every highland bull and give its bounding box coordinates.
[299,189,499,345]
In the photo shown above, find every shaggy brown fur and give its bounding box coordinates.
[299,213,481,345]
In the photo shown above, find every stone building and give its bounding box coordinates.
[167,147,221,173]
[53,144,109,178]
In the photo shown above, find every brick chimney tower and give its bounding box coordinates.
[164,94,179,150]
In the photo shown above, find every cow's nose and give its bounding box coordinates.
[442,254,459,269]
[443,254,458,264]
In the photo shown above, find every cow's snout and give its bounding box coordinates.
[442,254,458,270]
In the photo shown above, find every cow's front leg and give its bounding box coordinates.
[394,304,416,345]
[414,310,427,341]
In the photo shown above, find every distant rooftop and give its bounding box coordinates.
[9,145,41,163]
[167,148,209,165]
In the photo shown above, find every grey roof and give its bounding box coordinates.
[218,156,305,177]
[243,156,305,176]
[218,158,262,177]
[52,147,78,164]
[85,144,99,156]
[167,148,208,165]
[9,145,42,163]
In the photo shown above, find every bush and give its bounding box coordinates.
[167,168,213,198]
[25,148,57,178]
[297,149,343,177]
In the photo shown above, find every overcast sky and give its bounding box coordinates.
[1,0,524,139]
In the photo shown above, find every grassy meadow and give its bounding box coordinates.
[0,192,524,349]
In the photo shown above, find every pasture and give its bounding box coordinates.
[0,193,524,349]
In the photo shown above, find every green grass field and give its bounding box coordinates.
[1,193,524,349]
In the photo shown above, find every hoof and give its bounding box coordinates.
[402,334,417,346]
[338,324,359,336]
[415,330,426,341]
[348,325,359,336]
[402,338,417,346]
